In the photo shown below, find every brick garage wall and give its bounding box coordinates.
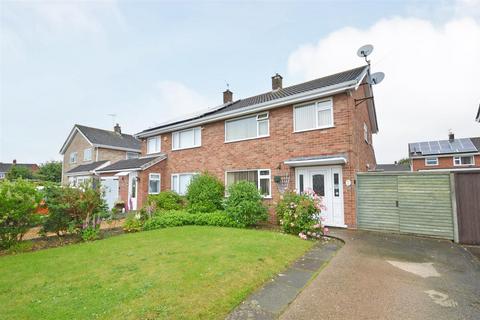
[412,155,480,171]
[137,160,168,209]
[138,89,377,227]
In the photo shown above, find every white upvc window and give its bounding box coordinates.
[147,136,161,154]
[363,123,369,143]
[126,152,139,159]
[225,112,269,142]
[171,173,198,195]
[172,127,201,150]
[294,99,333,132]
[225,169,271,198]
[69,152,77,164]
[148,173,161,194]
[453,155,474,166]
[83,148,92,161]
[0,173,5,179]
[425,157,438,166]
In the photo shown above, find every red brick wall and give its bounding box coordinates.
[412,155,480,171]
[137,89,377,228]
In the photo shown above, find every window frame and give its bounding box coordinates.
[148,173,161,195]
[83,148,92,162]
[425,157,439,166]
[293,98,334,133]
[69,152,77,164]
[147,136,161,154]
[453,155,474,166]
[224,112,270,143]
[172,127,202,151]
[224,169,272,198]
[171,172,198,195]
[126,152,139,159]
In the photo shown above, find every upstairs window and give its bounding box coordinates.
[148,173,161,194]
[172,127,201,150]
[83,148,92,161]
[126,152,139,159]
[454,156,474,166]
[147,136,161,154]
[225,169,271,197]
[294,99,333,132]
[225,112,269,142]
[425,157,438,166]
[69,152,77,164]
[363,123,369,143]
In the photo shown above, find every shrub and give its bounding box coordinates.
[40,184,72,236]
[225,181,268,226]
[6,166,33,180]
[143,210,244,231]
[80,226,100,241]
[123,213,144,233]
[0,179,41,249]
[186,173,224,213]
[147,191,184,211]
[276,190,325,239]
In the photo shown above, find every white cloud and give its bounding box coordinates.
[129,81,216,133]
[287,16,480,163]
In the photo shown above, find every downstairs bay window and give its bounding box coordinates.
[225,169,271,198]
[171,173,197,195]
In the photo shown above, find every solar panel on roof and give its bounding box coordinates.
[411,138,478,156]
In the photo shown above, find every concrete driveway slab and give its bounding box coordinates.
[280,230,480,320]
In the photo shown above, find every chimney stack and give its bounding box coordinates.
[448,131,454,142]
[223,89,233,104]
[13,159,17,165]
[272,73,283,90]
[114,123,122,134]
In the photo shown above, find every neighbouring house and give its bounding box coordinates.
[101,65,380,228]
[409,133,480,172]
[374,163,410,172]
[59,124,141,186]
[0,160,39,179]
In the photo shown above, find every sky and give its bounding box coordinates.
[1,0,479,164]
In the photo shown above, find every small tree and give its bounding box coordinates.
[36,161,62,182]
[6,166,33,180]
[186,172,224,213]
[0,179,41,248]
[225,181,267,226]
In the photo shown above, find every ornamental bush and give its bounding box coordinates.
[147,190,184,211]
[186,173,224,213]
[276,190,325,239]
[0,179,41,249]
[225,181,268,226]
[142,210,244,231]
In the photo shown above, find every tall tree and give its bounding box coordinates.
[36,161,62,183]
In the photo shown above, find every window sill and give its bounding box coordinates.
[225,135,270,144]
[172,145,201,151]
[293,126,335,134]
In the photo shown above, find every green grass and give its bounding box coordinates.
[0,226,312,319]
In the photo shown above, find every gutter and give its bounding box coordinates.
[135,79,361,138]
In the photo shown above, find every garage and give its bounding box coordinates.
[101,177,119,209]
[356,172,455,240]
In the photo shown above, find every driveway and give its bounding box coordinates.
[280,229,480,320]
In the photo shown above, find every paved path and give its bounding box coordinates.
[280,229,480,320]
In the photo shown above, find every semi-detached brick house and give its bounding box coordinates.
[97,65,379,228]
[409,133,480,172]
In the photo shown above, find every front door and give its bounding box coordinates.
[101,177,119,209]
[128,172,138,211]
[296,166,345,227]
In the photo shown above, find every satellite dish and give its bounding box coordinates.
[369,72,385,85]
[357,44,374,58]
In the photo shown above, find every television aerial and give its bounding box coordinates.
[357,44,373,64]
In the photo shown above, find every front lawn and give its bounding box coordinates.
[0,226,312,319]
